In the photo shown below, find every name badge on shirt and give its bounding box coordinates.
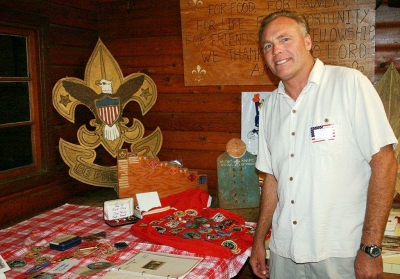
[310,124,335,143]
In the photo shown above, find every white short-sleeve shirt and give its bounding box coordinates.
[256,59,398,263]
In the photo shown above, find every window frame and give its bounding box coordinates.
[0,12,54,197]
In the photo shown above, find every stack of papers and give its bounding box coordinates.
[101,251,203,279]
[383,208,400,274]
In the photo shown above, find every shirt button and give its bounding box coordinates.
[290,153,294,157]
[325,118,329,122]
[293,221,297,225]
[291,200,295,204]
[291,132,295,136]
[292,109,297,113]
[289,177,293,181]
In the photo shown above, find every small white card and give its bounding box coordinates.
[0,255,10,273]
[104,198,134,221]
[136,191,161,212]
[49,259,79,273]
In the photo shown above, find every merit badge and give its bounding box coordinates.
[185,209,198,216]
[170,227,185,234]
[165,221,180,228]
[174,211,186,218]
[221,240,238,251]
[212,213,226,222]
[207,234,222,240]
[223,219,235,227]
[7,259,27,268]
[198,227,212,234]
[231,226,242,232]
[217,230,232,237]
[195,216,209,224]
[183,231,201,239]
[153,226,166,234]
[213,224,225,230]
[185,222,200,229]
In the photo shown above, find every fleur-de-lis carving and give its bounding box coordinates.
[188,0,203,12]
[191,65,207,82]
[352,61,364,72]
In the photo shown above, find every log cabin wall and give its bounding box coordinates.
[0,0,99,227]
[0,0,399,226]
[95,0,400,197]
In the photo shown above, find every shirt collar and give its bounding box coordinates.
[308,58,324,86]
[276,58,323,97]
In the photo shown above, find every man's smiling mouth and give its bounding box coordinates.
[276,59,289,65]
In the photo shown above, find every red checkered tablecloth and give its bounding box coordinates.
[0,204,251,278]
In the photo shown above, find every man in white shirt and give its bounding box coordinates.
[249,10,398,279]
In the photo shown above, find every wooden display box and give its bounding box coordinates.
[117,149,207,202]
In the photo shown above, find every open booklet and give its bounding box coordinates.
[101,251,203,279]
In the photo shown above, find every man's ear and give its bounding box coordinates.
[305,34,312,51]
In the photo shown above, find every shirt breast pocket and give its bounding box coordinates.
[310,117,342,156]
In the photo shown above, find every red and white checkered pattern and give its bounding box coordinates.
[0,204,251,278]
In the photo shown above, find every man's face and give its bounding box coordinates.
[261,17,312,82]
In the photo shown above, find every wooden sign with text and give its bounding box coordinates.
[180,0,375,86]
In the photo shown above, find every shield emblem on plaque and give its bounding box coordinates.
[96,96,120,126]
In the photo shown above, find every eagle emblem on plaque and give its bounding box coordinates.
[52,39,162,189]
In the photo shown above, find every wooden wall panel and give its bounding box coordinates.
[0,0,99,225]
[1,0,399,226]
[374,1,400,84]
[97,0,400,196]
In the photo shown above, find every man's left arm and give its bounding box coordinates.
[354,144,398,279]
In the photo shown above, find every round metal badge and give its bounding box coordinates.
[30,246,47,253]
[36,256,53,264]
[24,251,42,258]
[87,262,112,270]
[7,259,27,268]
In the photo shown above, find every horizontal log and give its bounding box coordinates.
[99,18,182,38]
[375,26,400,45]
[116,55,184,76]
[150,93,242,113]
[131,112,241,133]
[48,46,96,66]
[376,2,400,23]
[97,0,180,19]
[46,0,97,11]
[0,179,93,229]
[42,2,97,29]
[50,65,86,82]
[49,24,98,48]
[159,130,241,151]
[102,37,183,56]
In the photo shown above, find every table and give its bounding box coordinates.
[0,204,250,278]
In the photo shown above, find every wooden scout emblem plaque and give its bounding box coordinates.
[52,39,162,189]
[217,138,260,209]
[117,149,207,203]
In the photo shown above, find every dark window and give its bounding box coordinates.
[0,21,53,196]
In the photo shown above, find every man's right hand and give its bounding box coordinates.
[249,245,269,278]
